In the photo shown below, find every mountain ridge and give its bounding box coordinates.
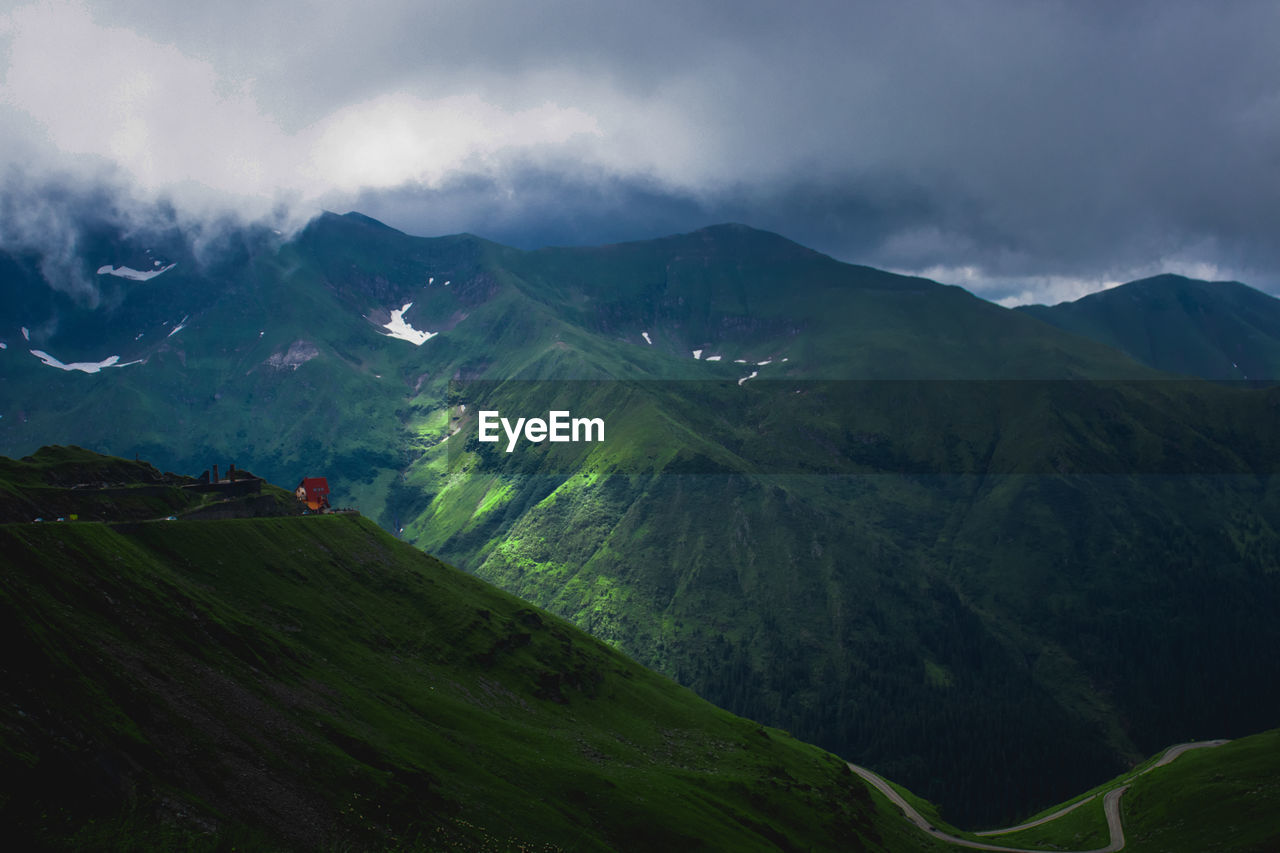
[4,213,1280,825]
[0,446,926,851]
[1016,273,1280,380]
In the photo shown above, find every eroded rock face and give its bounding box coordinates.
[266,340,320,370]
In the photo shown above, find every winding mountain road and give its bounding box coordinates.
[849,739,1227,852]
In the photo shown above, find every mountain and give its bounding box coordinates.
[8,449,1278,851]
[1016,273,1280,380]
[3,213,1280,826]
[0,446,933,851]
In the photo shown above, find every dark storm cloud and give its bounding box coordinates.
[348,170,712,250]
[348,165,949,264]
[5,0,1280,302]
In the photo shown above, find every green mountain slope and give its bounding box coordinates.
[416,377,1280,825]
[1017,274,1280,380]
[853,733,1280,852]
[0,448,937,851]
[498,224,1155,380]
[1122,729,1280,852]
[5,216,1280,827]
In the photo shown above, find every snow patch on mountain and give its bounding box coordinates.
[167,316,189,337]
[383,303,437,345]
[29,350,140,374]
[0,342,6,350]
[97,263,176,281]
[692,349,703,359]
[641,331,652,345]
[22,327,30,341]
[737,370,758,386]
[705,355,721,361]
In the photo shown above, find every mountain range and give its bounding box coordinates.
[3,212,1280,826]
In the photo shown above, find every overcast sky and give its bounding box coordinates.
[2,0,1279,305]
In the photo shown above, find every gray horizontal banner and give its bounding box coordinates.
[443,379,1280,475]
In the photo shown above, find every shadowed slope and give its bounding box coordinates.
[0,449,929,851]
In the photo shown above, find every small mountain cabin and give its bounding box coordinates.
[295,477,331,511]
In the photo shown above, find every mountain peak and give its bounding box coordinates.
[334,210,402,232]
[1018,272,1280,379]
[683,222,823,255]
[1106,272,1233,294]
[691,222,772,236]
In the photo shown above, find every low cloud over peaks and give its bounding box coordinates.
[3,0,1280,302]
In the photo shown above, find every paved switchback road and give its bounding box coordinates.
[848,739,1228,852]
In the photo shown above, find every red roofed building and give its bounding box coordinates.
[295,477,330,511]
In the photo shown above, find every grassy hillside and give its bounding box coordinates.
[939,733,1280,852]
[0,451,938,851]
[849,732,1280,852]
[413,373,1280,825]
[6,216,1280,827]
[500,224,1155,380]
[1017,274,1280,380]
[1123,730,1280,852]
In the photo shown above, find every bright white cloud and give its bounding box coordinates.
[0,1,608,219]
[305,93,599,192]
[993,280,1123,309]
[1,2,286,200]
